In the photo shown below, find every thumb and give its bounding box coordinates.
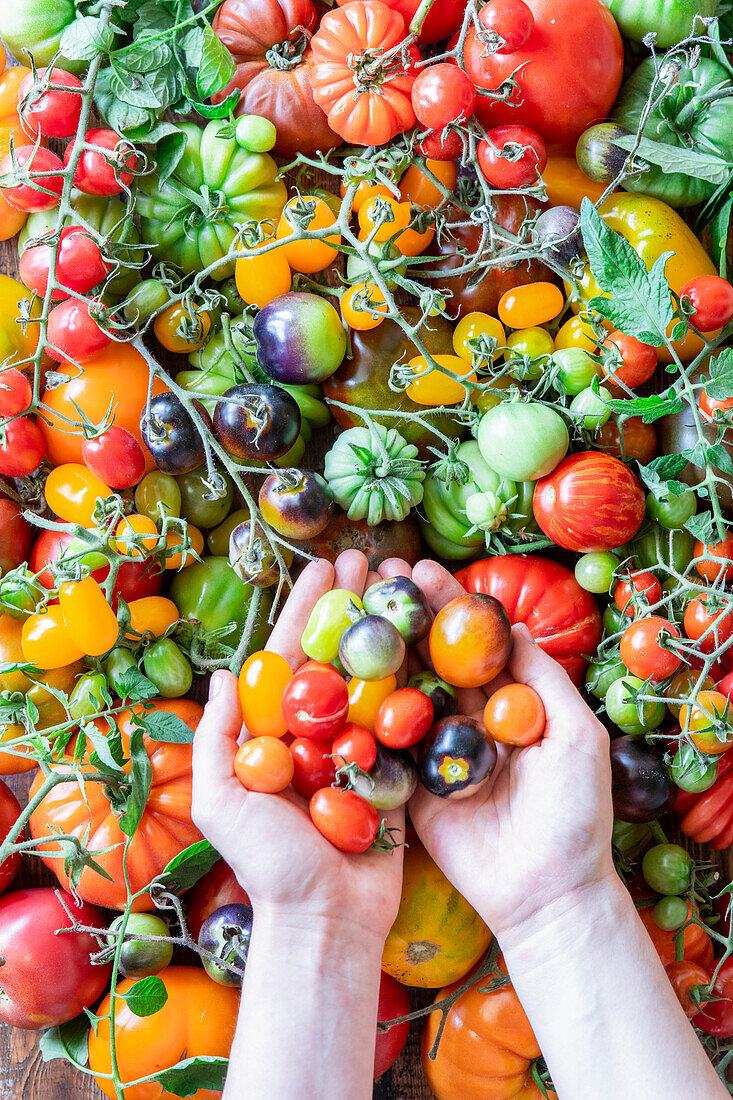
[192,670,245,829]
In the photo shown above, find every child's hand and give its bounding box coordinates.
[192,551,404,942]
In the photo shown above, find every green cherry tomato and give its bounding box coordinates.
[645,490,697,530]
[632,524,696,576]
[301,589,364,663]
[104,648,138,695]
[135,472,182,523]
[143,638,193,699]
[68,672,108,721]
[652,894,689,932]
[235,115,278,152]
[585,652,627,699]
[177,466,234,530]
[122,279,171,326]
[603,603,631,635]
[671,740,719,794]
[551,348,601,396]
[605,674,665,731]
[575,551,620,594]
[109,913,173,978]
[612,819,653,860]
[570,384,612,430]
[642,843,693,896]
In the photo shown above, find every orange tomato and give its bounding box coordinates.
[0,191,26,241]
[400,158,458,209]
[542,155,611,208]
[113,513,159,558]
[341,281,388,331]
[234,735,294,793]
[483,683,545,747]
[498,282,564,329]
[694,534,733,582]
[238,650,291,738]
[164,524,204,570]
[429,593,512,689]
[126,596,179,641]
[29,700,204,910]
[235,237,291,308]
[40,342,167,472]
[21,605,85,670]
[277,196,339,273]
[638,899,714,971]
[358,195,411,243]
[0,725,37,775]
[680,690,733,755]
[44,463,112,528]
[347,675,397,729]
[89,966,239,1100]
[405,353,475,406]
[395,217,434,256]
[342,179,394,213]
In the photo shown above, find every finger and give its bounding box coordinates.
[265,558,335,670]
[378,558,413,580]
[508,624,601,742]
[365,570,381,590]
[411,560,464,613]
[192,670,244,822]
[332,549,370,598]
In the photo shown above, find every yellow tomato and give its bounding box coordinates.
[406,354,475,406]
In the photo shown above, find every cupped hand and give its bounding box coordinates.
[191,550,405,941]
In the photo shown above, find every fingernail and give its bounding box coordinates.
[209,670,227,698]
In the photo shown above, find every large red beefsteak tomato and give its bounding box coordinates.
[463,0,623,152]
[212,0,340,160]
[533,452,646,552]
[337,0,464,43]
[455,555,601,685]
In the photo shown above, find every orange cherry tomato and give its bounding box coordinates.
[542,155,611,208]
[613,571,662,618]
[699,388,733,424]
[153,301,211,354]
[695,534,733,582]
[498,282,564,329]
[113,513,159,558]
[21,605,85,670]
[399,159,458,209]
[680,690,733,755]
[59,576,119,657]
[235,225,292,309]
[483,683,546,747]
[429,594,512,689]
[347,675,397,729]
[164,524,204,570]
[126,596,179,641]
[277,196,339,273]
[358,195,411,243]
[395,218,435,257]
[406,354,475,406]
[0,191,26,241]
[0,725,37,775]
[234,735,294,793]
[238,650,292,739]
[341,281,388,331]
[342,180,394,213]
[44,463,111,527]
[619,616,682,682]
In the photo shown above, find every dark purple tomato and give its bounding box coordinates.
[407,671,458,722]
[198,902,253,987]
[140,393,208,475]
[418,715,497,800]
[258,468,333,540]
[352,742,418,810]
[533,205,582,265]
[229,519,294,588]
[213,383,301,461]
[610,735,675,823]
[338,615,406,681]
[362,576,431,646]
[253,292,347,384]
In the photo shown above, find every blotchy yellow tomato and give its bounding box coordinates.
[348,675,397,729]
[680,690,733,755]
[452,312,506,366]
[406,354,475,406]
[238,650,292,738]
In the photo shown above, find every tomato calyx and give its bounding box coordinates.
[371,817,403,853]
[265,32,310,72]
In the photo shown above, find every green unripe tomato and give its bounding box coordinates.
[143,639,193,699]
[645,490,697,530]
[68,672,108,721]
[551,348,601,396]
[671,740,719,793]
[301,589,364,663]
[477,401,569,481]
[63,537,110,573]
[642,843,693,896]
[123,279,170,325]
[575,551,620,593]
[603,603,631,635]
[612,819,652,860]
[135,472,182,523]
[109,913,173,978]
[177,466,234,530]
[586,652,627,699]
[207,509,250,557]
[235,115,277,152]
[0,569,42,618]
[570,384,612,429]
[652,894,689,932]
[605,674,665,731]
[633,524,695,576]
[104,648,138,695]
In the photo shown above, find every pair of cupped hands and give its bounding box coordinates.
[192,550,615,945]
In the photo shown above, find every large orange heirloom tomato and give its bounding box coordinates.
[89,966,239,1100]
[310,1,419,146]
[637,898,714,971]
[29,700,203,911]
[422,963,545,1099]
[382,843,491,988]
[39,342,167,473]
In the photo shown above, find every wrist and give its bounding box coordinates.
[251,903,387,971]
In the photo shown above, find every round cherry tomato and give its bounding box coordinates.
[0,368,31,416]
[642,842,692,896]
[309,787,379,853]
[234,736,294,793]
[680,690,733,755]
[358,195,410,244]
[693,957,733,1038]
[46,296,111,364]
[653,896,689,932]
[595,415,658,465]
[1,146,64,212]
[18,67,82,137]
[695,534,733,582]
[429,593,512,689]
[81,426,146,490]
[574,550,619,594]
[610,735,675,823]
[646,489,697,530]
[479,0,535,50]
[259,469,333,541]
[684,593,733,655]
[620,616,682,682]
[667,960,711,1019]
[154,301,211,354]
[483,682,545,746]
[670,739,718,793]
[699,387,733,424]
[374,687,433,749]
[680,275,733,332]
[20,225,110,298]
[332,723,377,771]
[613,571,662,618]
[113,513,158,558]
[497,281,563,329]
[0,417,45,476]
[600,330,657,389]
[416,128,464,160]
[277,196,339,274]
[290,738,337,799]
[282,664,349,740]
[341,281,388,331]
[214,383,300,462]
[65,128,138,196]
[477,124,547,189]
[411,64,475,130]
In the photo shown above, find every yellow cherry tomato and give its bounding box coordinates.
[680,690,733,755]
[277,196,340,274]
[45,464,112,528]
[452,313,506,367]
[342,180,394,214]
[126,596,179,641]
[358,196,411,243]
[348,675,397,729]
[22,605,85,670]
[498,282,565,329]
[113,514,159,558]
[238,650,292,739]
[504,327,554,380]
[341,282,389,331]
[400,159,458,209]
[395,216,435,257]
[542,156,611,208]
[235,228,292,309]
[153,302,211,353]
[163,525,204,570]
[59,577,119,658]
[554,315,599,353]
[406,354,476,406]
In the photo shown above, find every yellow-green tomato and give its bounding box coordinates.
[109,913,173,978]
[574,551,620,594]
[570,384,612,429]
[301,589,364,663]
[605,674,665,732]
[552,348,601,396]
[477,401,569,481]
[504,327,554,380]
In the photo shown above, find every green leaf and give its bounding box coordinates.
[147,1056,229,1096]
[580,198,674,347]
[706,348,733,400]
[60,16,116,61]
[95,70,152,133]
[119,728,153,837]
[134,708,195,744]
[638,454,688,499]
[613,133,733,187]
[130,0,176,33]
[115,666,158,703]
[685,511,718,543]
[39,1015,90,1067]
[710,194,733,279]
[156,129,188,182]
[120,40,172,73]
[194,90,240,120]
[122,976,168,1018]
[109,66,164,110]
[196,24,236,100]
[705,442,733,476]
[83,720,125,773]
[156,840,220,893]
[603,390,684,424]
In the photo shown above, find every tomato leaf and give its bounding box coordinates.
[59,16,116,61]
[145,1055,229,1096]
[39,1014,90,1067]
[114,666,158,703]
[193,90,241,120]
[196,24,236,100]
[122,975,168,1018]
[603,390,684,424]
[704,442,733,476]
[580,198,675,347]
[637,454,688,499]
[705,348,733,400]
[685,511,718,543]
[133,708,195,743]
[613,133,733,187]
[82,719,125,773]
[156,839,220,893]
[119,728,152,837]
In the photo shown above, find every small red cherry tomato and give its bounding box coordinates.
[81,426,146,490]
[483,682,545,747]
[64,128,138,196]
[18,67,83,137]
[47,297,111,364]
[699,388,733,424]
[282,664,349,741]
[290,738,337,799]
[309,787,379,853]
[0,418,45,477]
[411,64,476,130]
[375,687,434,749]
[479,0,535,52]
[416,128,464,160]
[19,225,110,299]
[234,736,294,794]
[684,593,733,655]
[477,125,547,189]
[0,369,32,417]
[681,275,733,332]
[695,534,733,582]
[620,616,682,682]
[613,571,662,618]
[666,961,711,1019]
[1,147,64,212]
[601,330,657,389]
[332,723,377,772]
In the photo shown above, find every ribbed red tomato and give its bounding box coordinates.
[455,555,602,685]
[337,0,464,42]
[674,754,733,850]
[533,452,646,552]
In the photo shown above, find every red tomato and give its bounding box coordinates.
[416,128,464,160]
[675,754,733,850]
[0,417,45,476]
[338,0,464,43]
[533,451,646,552]
[693,957,733,1037]
[462,0,623,152]
[186,860,250,940]
[332,723,377,771]
[411,64,475,130]
[477,125,547,189]
[595,415,657,465]
[681,275,733,332]
[65,128,138,196]
[483,683,545,747]
[0,497,32,575]
[456,554,602,686]
[600,330,657,389]
[699,387,733,424]
[694,534,733,582]
[282,664,349,740]
[480,0,535,50]
[18,67,82,137]
[613,571,662,618]
[719,670,733,703]
[375,687,434,748]
[291,737,337,798]
[20,225,111,299]
[0,778,21,893]
[374,971,410,1079]
[620,616,682,682]
[309,787,379,853]
[0,146,64,211]
[0,888,110,1028]
[0,367,31,415]
[684,593,733,655]
[82,426,146,489]
[666,961,711,1019]
[47,296,111,363]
